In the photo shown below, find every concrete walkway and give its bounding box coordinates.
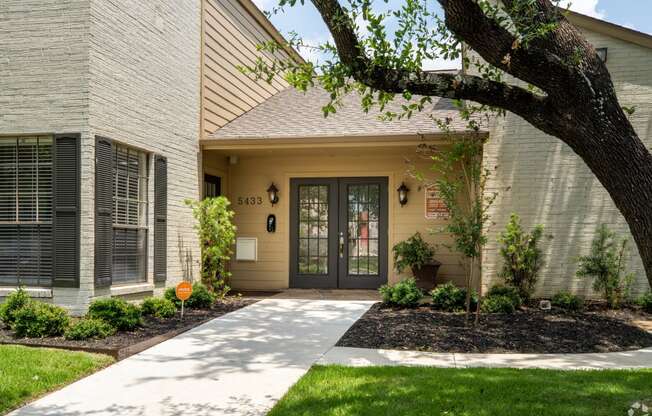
[319,346,652,370]
[11,298,374,416]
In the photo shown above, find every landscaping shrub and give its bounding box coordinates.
[186,282,217,309]
[576,224,635,308]
[141,297,177,319]
[497,213,546,302]
[379,278,423,308]
[64,318,116,340]
[0,287,30,327]
[13,302,70,338]
[486,285,522,309]
[481,295,516,314]
[430,282,477,312]
[637,292,652,314]
[87,298,142,331]
[551,291,584,312]
[164,282,217,309]
[186,197,236,296]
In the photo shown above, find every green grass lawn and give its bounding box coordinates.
[268,365,652,416]
[0,345,114,414]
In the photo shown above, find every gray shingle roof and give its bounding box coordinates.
[208,86,480,140]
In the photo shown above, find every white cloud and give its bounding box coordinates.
[557,0,606,19]
[251,0,274,11]
[422,56,461,71]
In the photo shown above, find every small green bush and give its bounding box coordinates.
[13,301,70,338]
[481,295,516,314]
[186,282,217,309]
[637,292,652,314]
[430,282,477,312]
[87,298,142,331]
[486,285,522,309]
[165,282,217,309]
[64,318,116,340]
[379,278,423,308]
[551,291,584,311]
[141,297,177,319]
[0,288,31,327]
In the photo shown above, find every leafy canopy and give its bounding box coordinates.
[242,0,571,127]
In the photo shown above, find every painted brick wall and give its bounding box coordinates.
[0,0,92,314]
[0,0,201,313]
[88,0,202,299]
[479,28,652,298]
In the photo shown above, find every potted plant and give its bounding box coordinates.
[392,232,441,290]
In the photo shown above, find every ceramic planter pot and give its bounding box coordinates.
[411,260,442,290]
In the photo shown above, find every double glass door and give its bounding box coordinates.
[289,177,388,289]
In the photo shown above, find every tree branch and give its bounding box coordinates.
[309,0,558,135]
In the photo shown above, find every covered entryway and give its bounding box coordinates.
[289,177,388,289]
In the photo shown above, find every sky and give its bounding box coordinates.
[253,0,652,70]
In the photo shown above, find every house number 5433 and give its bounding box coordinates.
[237,196,263,205]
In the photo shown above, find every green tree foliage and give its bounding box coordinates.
[576,224,635,308]
[186,197,236,297]
[497,213,546,301]
[392,232,435,273]
[423,137,496,323]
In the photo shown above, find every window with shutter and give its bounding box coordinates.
[112,144,148,284]
[0,136,53,287]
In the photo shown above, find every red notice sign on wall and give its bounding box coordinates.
[424,184,450,220]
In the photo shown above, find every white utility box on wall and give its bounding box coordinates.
[236,237,257,261]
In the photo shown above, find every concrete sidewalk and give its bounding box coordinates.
[319,346,652,370]
[11,299,374,416]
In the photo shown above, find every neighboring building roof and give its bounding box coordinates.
[208,85,477,141]
[567,11,652,50]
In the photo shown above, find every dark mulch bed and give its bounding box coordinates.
[0,298,256,359]
[337,303,652,353]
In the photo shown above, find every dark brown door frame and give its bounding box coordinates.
[289,177,388,289]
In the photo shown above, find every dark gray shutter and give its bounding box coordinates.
[94,136,113,288]
[154,155,167,282]
[53,134,81,288]
[153,155,167,283]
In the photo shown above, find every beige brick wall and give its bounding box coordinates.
[0,0,201,313]
[479,27,652,298]
[0,0,92,314]
[88,0,202,300]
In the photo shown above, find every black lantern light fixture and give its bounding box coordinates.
[267,183,279,205]
[397,182,409,206]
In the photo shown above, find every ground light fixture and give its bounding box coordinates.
[267,183,279,205]
[397,182,409,206]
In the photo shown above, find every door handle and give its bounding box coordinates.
[339,232,344,258]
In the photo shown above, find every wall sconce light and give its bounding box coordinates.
[596,47,608,63]
[397,182,409,206]
[267,183,279,205]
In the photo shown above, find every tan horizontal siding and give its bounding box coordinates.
[201,0,290,135]
[204,145,467,291]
